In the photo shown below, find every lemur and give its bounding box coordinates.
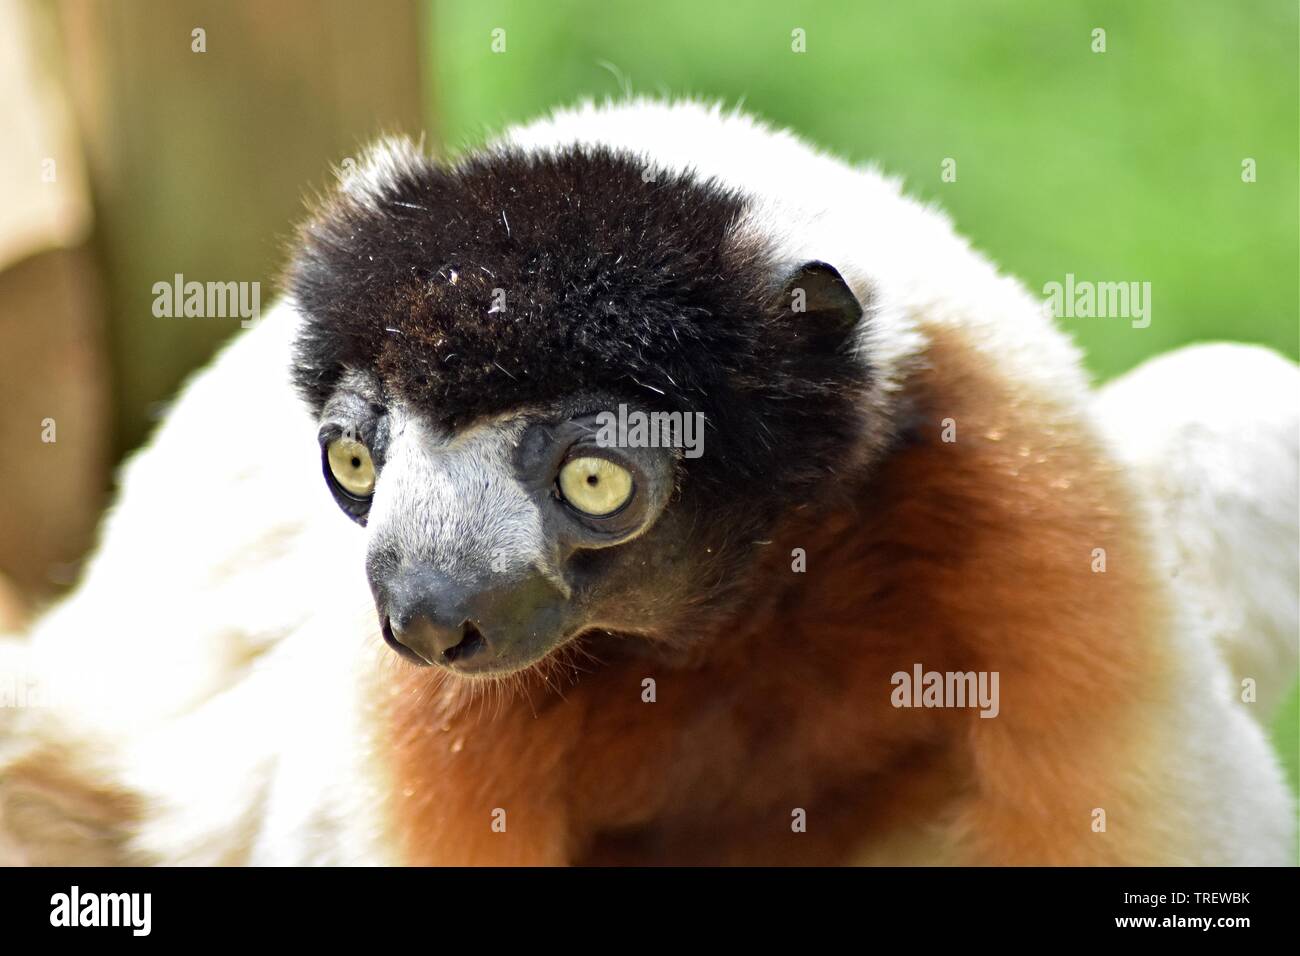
[0,100,1295,865]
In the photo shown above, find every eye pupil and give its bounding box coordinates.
[326,437,376,501]
[557,456,633,517]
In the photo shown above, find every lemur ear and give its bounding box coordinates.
[779,260,863,351]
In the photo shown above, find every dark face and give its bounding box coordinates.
[290,144,872,678]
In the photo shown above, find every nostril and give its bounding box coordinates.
[442,621,488,664]
[380,613,432,666]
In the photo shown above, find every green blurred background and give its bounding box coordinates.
[429,0,1298,789]
[1,0,1295,807]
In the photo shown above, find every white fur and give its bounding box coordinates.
[1095,343,1299,718]
[370,411,553,587]
[1,99,1294,865]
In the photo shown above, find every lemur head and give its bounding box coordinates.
[289,140,878,678]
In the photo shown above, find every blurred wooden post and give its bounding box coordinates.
[58,0,428,457]
[0,0,104,603]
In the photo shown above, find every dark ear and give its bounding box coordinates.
[779,260,863,351]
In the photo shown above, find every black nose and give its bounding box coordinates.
[387,614,487,667]
[374,562,570,673]
[383,572,489,667]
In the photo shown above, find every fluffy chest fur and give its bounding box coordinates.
[373,323,1169,866]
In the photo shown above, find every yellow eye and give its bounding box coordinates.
[558,456,633,516]
[327,437,376,498]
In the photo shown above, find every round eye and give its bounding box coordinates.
[558,456,634,517]
[326,437,376,498]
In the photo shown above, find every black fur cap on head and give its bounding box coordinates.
[288,142,873,503]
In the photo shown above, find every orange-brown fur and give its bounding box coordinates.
[0,743,139,866]
[375,325,1174,865]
